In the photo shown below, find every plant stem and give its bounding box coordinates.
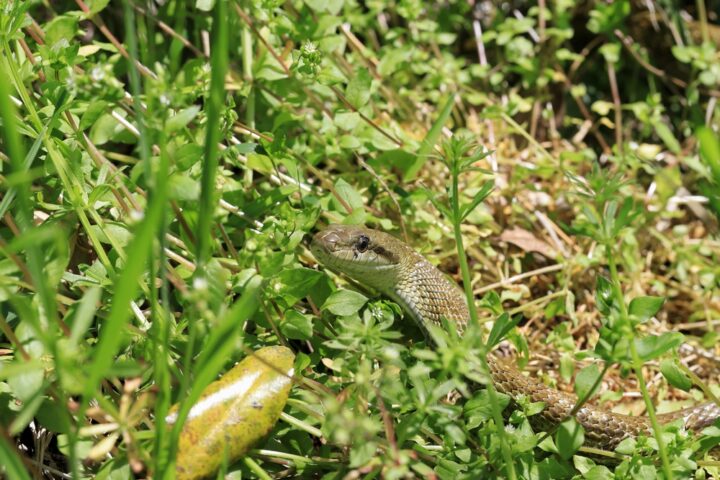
[451,169,517,480]
[606,245,673,479]
[241,6,254,189]
[280,412,323,438]
[243,457,273,480]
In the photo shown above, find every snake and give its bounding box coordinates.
[310,224,720,451]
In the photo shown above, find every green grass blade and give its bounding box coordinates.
[0,433,31,480]
[698,126,720,183]
[403,92,456,181]
[0,88,66,218]
[196,0,229,272]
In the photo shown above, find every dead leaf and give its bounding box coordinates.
[499,227,556,258]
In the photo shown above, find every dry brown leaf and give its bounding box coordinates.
[499,227,557,258]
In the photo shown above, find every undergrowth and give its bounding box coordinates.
[1,0,720,478]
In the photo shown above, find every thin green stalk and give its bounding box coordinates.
[196,0,229,272]
[172,9,229,464]
[122,0,151,176]
[279,412,323,438]
[500,112,555,165]
[241,10,254,189]
[150,140,173,476]
[243,457,273,480]
[253,449,339,465]
[450,170,517,480]
[506,290,566,316]
[242,13,255,130]
[677,362,720,406]
[606,246,673,479]
[696,0,709,44]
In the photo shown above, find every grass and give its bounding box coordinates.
[1,0,720,478]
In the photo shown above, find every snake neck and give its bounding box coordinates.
[385,253,470,337]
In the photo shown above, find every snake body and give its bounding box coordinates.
[311,225,720,451]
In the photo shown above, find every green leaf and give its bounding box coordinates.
[174,144,204,171]
[35,398,72,433]
[404,93,456,181]
[574,363,603,401]
[194,0,228,275]
[345,68,371,109]
[7,365,44,402]
[427,190,454,222]
[45,15,78,47]
[698,127,720,184]
[334,111,360,131]
[595,276,615,316]
[166,105,200,133]
[9,391,44,435]
[246,153,275,175]
[90,112,128,145]
[615,436,636,455]
[195,0,214,11]
[628,296,665,322]
[169,173,201,201]
[555,418,584,460]
[322,289,368,316]
[86,0,110,15]
[91,222,132,248]
[559,354,574,382]
[598,43,620,63]
[478,291,503,316]
[671,45,692,63]
[349,440,377,468]
[659,359,692,391]
[460,180,494,222]
[524,401,546,417]
[332,178,364,212]
[573,454,596,474]
[57,434,93,459]
[464,389,511,429]
[487,312,521,348]
[583,465,614,480]
[275,268,324,307]
[612,196,639,236]
[68,286,101,346]
[651,119,680,154]
[80,100,109,130]
[281,310,313,340]
[634,332,684,362]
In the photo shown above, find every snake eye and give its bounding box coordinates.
[356,235,370,253]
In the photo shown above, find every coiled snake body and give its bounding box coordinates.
[311,225,720,451]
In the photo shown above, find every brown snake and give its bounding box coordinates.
[311,225,720,451]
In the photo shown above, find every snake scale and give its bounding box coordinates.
[311,225,720,451]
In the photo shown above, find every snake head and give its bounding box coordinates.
[310,225,402,280]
